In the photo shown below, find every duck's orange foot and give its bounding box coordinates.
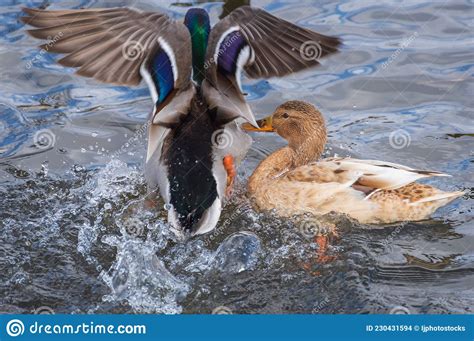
[223,154,236,198]
[316,254,337,264]
[315,234,337,264]
[300,223,340,273]
[300,261,324,276]
[300,234,338,274]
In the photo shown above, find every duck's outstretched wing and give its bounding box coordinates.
[22,7,195,161]
[21,8,190,86]
[203,6,341,125]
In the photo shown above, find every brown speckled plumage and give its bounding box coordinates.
[246,101,464,224]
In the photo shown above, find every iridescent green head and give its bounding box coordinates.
[184,8,210,84]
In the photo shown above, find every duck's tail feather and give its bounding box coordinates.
[323,158,452,191]
[409,190,465,205]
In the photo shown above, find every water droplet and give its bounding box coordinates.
[214,232,261,274]
[73,165,85,172]
[91,132,98,137]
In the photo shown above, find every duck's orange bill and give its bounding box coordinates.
[241,116,275,132]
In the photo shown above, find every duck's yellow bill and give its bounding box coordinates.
[241,116,275,132]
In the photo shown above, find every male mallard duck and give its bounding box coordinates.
[243,101,464,223]
[21,6,341,235]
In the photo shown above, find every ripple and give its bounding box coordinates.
[0,0,473,315]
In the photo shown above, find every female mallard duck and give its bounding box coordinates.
[21,6,340,235]
[243,101,464,223]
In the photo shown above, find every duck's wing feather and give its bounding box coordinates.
[285,157,450,192]
[206,5,341,80]
[21,7,191,88]
[22,7,195,154]
[203,6,341,126]
[325,158,449,191]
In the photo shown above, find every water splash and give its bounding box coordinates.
[213,232,261,274]
[100,235,189,314]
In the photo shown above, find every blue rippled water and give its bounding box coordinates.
[0,0,473,314]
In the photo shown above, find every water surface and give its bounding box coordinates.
[0,0,473,314]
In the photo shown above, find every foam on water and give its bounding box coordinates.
[71,159,266,314]
[100,236,189,314]
[72,159,190,313]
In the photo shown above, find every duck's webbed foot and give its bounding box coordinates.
[223,155,236,198]
[314,234,337,264]
[301,222,340,275]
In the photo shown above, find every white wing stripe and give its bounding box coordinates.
[140,62,158,104]
[235,45,252,92]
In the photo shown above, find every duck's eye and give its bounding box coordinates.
[282,113,289,119]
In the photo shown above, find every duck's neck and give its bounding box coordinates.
[248,133,326,193]
[248,147,292,193]
[184,9,210,84]
[287,129,327,167]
